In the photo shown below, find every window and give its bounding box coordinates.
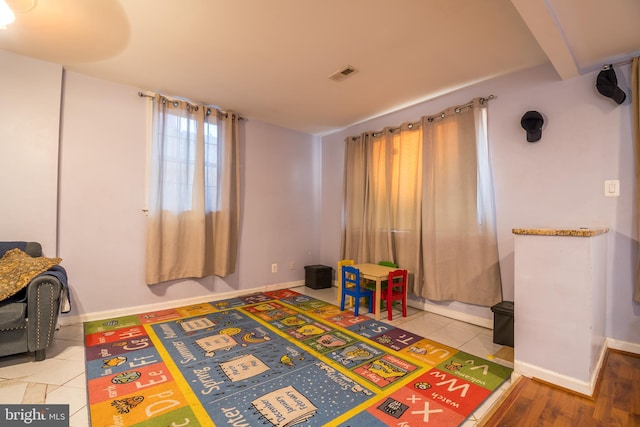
[343,97,501,306]
[145,94,241,284]
[204,120,219,212]
[150,101,219,214]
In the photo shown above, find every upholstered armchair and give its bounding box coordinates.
[0,242,67,361]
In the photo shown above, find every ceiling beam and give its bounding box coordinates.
[510,0,579,80]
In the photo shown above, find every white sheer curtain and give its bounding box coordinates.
[145,94,240,285]
[421,98,502,306]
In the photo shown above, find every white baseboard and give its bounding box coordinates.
[406,299,493,329]
[514,360,595,396]
[515,338,639,397]
[606,337,640,354]
[58,280,304,325]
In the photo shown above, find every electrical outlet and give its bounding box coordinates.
[271,263,277,273]
[289,261,296,270]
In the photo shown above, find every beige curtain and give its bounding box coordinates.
[145,95,240,285]
[633,57,640,303]
[420,99,502,306]
[342,123,423,289]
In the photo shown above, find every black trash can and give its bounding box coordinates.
[491,301,514,347]
[304,265,332,289]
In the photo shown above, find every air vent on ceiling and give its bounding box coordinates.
[328,65,357,82]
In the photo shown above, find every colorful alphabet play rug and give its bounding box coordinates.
[84,289,512,426]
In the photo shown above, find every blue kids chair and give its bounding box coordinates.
[340,265,373,317]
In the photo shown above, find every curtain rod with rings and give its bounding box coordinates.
[426,94,494,123]
[602,58,634,70]
[138,91,245,120]
[352,95,495,140]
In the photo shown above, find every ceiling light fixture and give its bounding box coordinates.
[0,0,15,29]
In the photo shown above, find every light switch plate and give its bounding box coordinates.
[604,180,620,197]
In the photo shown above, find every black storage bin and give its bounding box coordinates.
[491,301,514,347]
[304,265,332,289]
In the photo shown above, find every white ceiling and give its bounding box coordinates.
[1,0,639,135]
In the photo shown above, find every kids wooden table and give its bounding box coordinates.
[352,263,397,320]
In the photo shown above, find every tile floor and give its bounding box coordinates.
[0,285,514,426]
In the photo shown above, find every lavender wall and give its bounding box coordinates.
[0,51,62,253]
[56,71,320,316]
[3,49,638,346]
[239,120,322,286]
[58,71,149,315]
[321,63,639,346]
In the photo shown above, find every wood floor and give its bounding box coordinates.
[481,350,640,426]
